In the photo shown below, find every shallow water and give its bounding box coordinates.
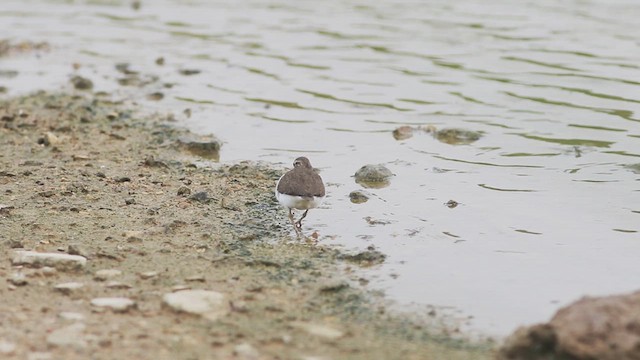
[1,0,639,337]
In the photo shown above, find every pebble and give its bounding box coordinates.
[445,200,459,208]
[91,297,136,313]
[234,343,260,360]
[11,251,86,272]
[178,69,201,76]
[53,282,84,295]
[94,269,122,281]
[185,275,205,282]
[188,191,210,203]
[8,273,28,286]
[338,247,386,267]
[177,186,191,196]
[5,238,22,248]
[41,267,57,276]
[318,280,350,294]
[70,75,93,90]
[171,284,191,292]
[176,135,221,160]
[0,340,16,355]
[290,322,344,340]
[146,92,164,101]
[435,128,481,145]
[139,271,158,279]
[348,190,369,204]
[392,125,414,140]
[162,289,228,321]
[46,323,86,349]
[27,352,52,360]
[67,243,90,258]
[58,312,85,321]
[123,230,144,242]
[41,132,60,146]
[106,281,132,289]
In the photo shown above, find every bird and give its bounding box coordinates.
[275,157,325,237]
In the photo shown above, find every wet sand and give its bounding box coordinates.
[0,92,493,359]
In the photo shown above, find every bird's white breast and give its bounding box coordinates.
[276,191,324,210]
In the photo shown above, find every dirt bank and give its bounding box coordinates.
[0,92,493,359]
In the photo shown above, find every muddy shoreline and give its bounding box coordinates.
[0,92,493,359]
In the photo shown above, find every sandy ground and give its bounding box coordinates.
[0,91,494,359]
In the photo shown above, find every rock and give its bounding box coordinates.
[58,312,85,321]
[348,190,369,204]
[39,190,56,198]
[125,197,136,205]
[171,284,191,292]
[392,125,414,140]
[176,135,221,160]
[70,75,93,90]
[162,290,228,321]
[46,323,86,349]
[39,132,60,146]
[234,343,260,360]
[68,243,90,258]
[54,282,85,296]
[115,62,136,74]
[41,267,57,277]
[11,251,86,272]
[434,128,481,145]
[0,203,15,214]
[91,297,136,313]
[178,69,201,76]
[27,352,53,360]
[105,281,132,289]
[499,290,640,360]
[318,280,350,294]
[445,200,459,208]
[5,238,23,248]
[142,155,168,168]
[0,340,16,355]
[290,322,344,340]
[177,186,191,196]
[8,273,28,286]
[139,271,158,279]
[188,191,211,203]
[146,92,164,101]
[354,164,393,188]
[123,230,143,242]
[364,216,392,225]
[339,247,386,267]
[625,163,640,174]
[94,269,122,281]
[185,275,205,282]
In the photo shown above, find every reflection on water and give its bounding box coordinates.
[1,0,639,337]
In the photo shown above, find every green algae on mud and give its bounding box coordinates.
[0,92,493,359]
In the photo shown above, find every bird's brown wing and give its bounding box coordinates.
[277,169,325,197]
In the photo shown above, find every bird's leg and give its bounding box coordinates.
[288,208,301,237]
[295,209,309,230]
